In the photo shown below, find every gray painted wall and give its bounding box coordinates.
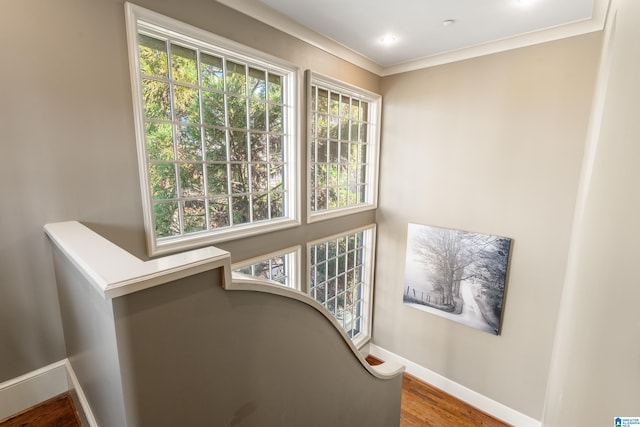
[543,0,640,423]
[5,0,637,424]
[373,33,603,420]
[0,0,379,383]
[112,269,402,427]
[52,247,128,427]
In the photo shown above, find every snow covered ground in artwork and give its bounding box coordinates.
[405,281,496,334]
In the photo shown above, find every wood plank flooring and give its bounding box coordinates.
[0,393,81,427]
[367,355,512,427]
[2,361,510,427]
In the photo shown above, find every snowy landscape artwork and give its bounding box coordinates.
[403,223,512,335]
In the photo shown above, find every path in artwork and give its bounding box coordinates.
[406,281,494,333]
[458,281,494,333]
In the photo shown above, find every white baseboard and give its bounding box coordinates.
[369,344,542,427]
[64,360,98,427]
[0,359,97,426]
[0,360,68,421]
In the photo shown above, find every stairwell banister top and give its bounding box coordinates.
[44,221,232,300]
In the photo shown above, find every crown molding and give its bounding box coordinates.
[215,0,383,75]
[216,0,610,77]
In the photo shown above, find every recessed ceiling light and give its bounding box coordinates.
[442,19,455,26]
[380,35,397,45]
[515,0,535,5]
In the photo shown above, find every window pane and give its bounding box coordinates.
[146,123,174,161]
[149,163,177,200]
[350,100,360,121]
[252,193,269,221]
[209,196,230,228]
[154,201,179,237]
[329,92,340,116]
[173,85,200,123]
[248,68,266,100]
[138,34,168,78]
[179,163,204,197]
[359,122,368,143]
[270,192,284,218]
[315,188,327,211]
[252,163,268,192]
[268,74,282,103]
[232,249,297,288]
[170,44,197,85]
[360,102,369,121]
[227,95,247,128]
[230,163,248,194]
[270,164,283,191]
[340,142,349,162]
[268,104,282,133]
[251,133,267,161]
[206,164,228,195]
[229,130,248,161]
[315,139,327,163]
[269,135,283,163]
[329,141,339,163]
[317,114,328,138]
[202,90,225,126]
[182,199,206,233]
[316,163,327,187]
[329,116,339,139]
[142,79,170,120]
[317,88,328,113]
[176,125,202,161]
[231,195,250,224]
[226,61,246,95]
[328,187,338,209]
[201,53,224,90]
[249,100,266,130]
[204,128,227,161]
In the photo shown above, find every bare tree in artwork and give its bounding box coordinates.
[404,223,511,335]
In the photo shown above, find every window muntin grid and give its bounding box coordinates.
[309,76,379,219]
[126,6,298,255]
[308,228,373,341]
[233,248,299,289]
[139,33,289,238]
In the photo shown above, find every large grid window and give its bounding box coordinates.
[233,247,300,289]
[308,226,376,347]
[126,5,298,255]
[309,72,381,222]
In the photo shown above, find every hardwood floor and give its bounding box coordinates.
[367,356,512,427]
[1,362,510,427]
[0,393,81,427]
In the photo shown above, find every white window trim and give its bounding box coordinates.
[231,245,302,291]
[306,71,381,224]
[306,224,377,349]
[125,3,300,256]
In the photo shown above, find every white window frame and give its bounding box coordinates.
[125,3,300,256]
[232,246,301,290]
[307,71,381,223]
[306,224,376,349]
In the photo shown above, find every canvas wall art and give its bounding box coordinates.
[403,223,512,335]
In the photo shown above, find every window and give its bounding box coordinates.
[308,72,381,222]
[232,247,300,289]
[308,225,376,347]
[126,4,298,255]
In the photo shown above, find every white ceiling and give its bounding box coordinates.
[216,0,610,75]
